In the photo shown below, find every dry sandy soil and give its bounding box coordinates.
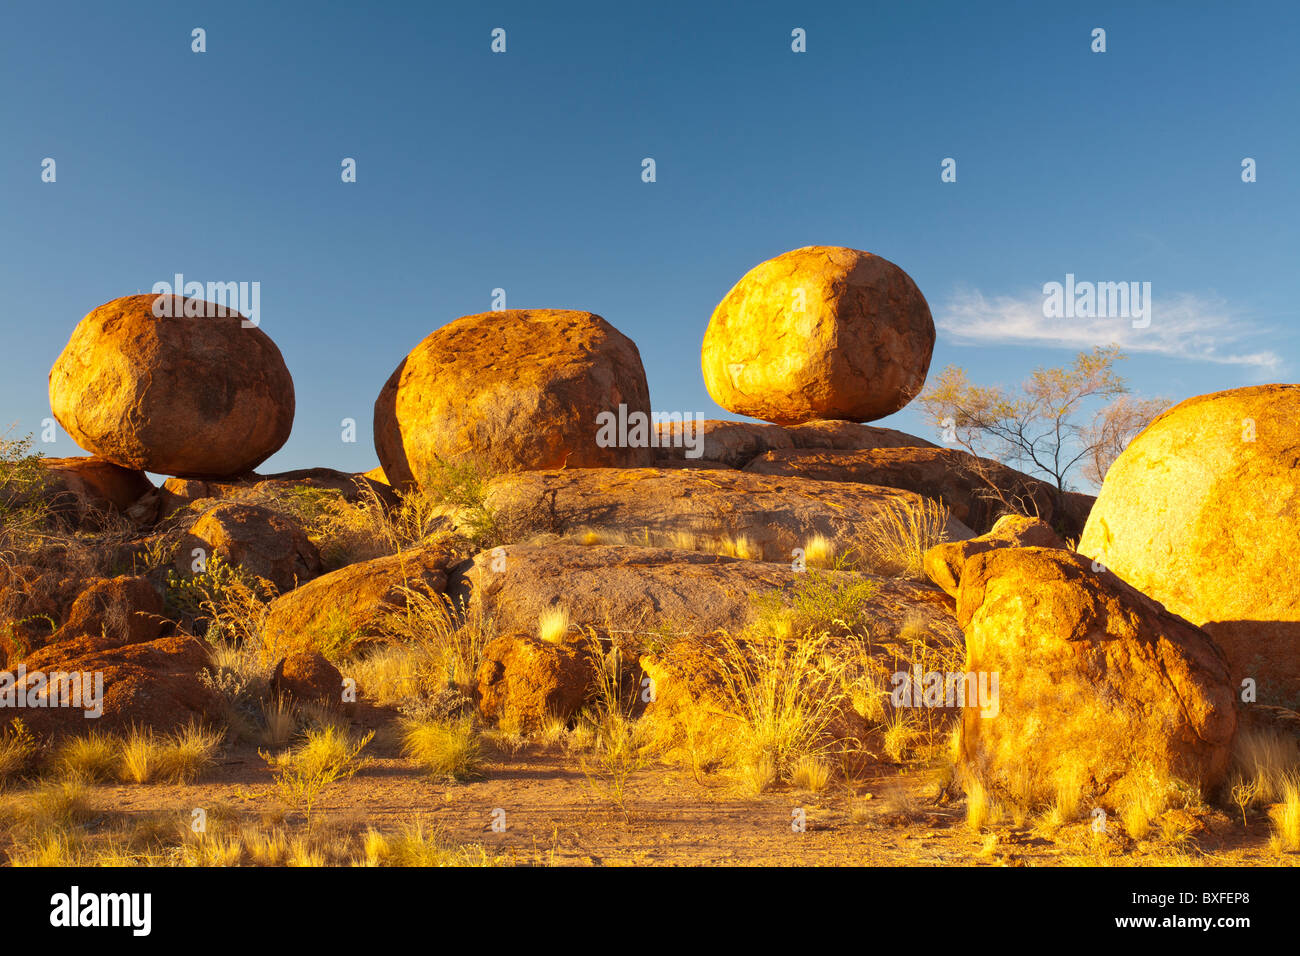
[80,706,1293,868]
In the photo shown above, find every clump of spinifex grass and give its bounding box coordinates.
[118,723,223,784]
[852,497,952,579]
[401,717,484,782]
[261,725,373,831]
[713,629,854,794]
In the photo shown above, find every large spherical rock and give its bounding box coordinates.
[374,309,653,490]
[701,246,935,425]
[49,294,294,478]
[1079,385,1300,703]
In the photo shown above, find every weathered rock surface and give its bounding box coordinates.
[954,547,1237,807]
[476,468,973,562]
[261,543,458,658]
[923,515,1067,598]
[14,635,220,739]
[701,247,935,424]
[1079,385,1300,702]
[745,446,1059,533]
[48,294,294,478]
[50,575,168,651]
[374,309,653,490]
[653,419,937,470]
[177,502,321,592]
[269,652,344,705]
[158,468,396,518]
[463,543,957,641]
[38,457,154,513]
[475,634,595,731]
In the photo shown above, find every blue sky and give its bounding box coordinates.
[2,0,1296,482]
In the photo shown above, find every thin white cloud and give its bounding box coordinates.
[938,287,1283,373]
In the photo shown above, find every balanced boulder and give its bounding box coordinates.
[1078,385,1300,701]
[374,309,653,490]
[49,294,294,477]
[701,247,935,424]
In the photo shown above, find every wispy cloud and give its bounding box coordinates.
[938,287,1283,373]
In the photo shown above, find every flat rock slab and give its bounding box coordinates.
[744,446,1060,534]
[460,543,958,642]
[481,467,973,563]
[653,419,936,470]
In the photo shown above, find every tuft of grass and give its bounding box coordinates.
[53,731,119,782]
[1044,770,1086,828]
[242,826,291,866]
[854,497,952,579]
[307,480,452,566]
[118,726,157,785]
[883,710,919,764]
[118,724,221,785]
[712,629,854,791]
[260,697,298,750]
[749,572,878,641]
[717,535,760,561]
[1231,727,1299,806]
[26,777,95,829]
[803,534,837,570]
[9,828,86,867]
[379,590,496,697]
[0,718,37,782]
[1269,774,1300,853]
[790,755,831,792]
[262,725,374,831]
[361,821,494,867]
[419,458,500,548]
[966,778,992,833]
[160,723,223,783]
[537,606,571,645]
[401,717,484,782]
[578,639,650,821]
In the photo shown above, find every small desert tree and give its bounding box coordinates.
[916,347,1166,511]
[1079,393,1173,487]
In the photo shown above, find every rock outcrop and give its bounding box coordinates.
[475,634,595,731]
[745,446,1059,533]
[923,515,1067,598]
[178,502,321,593]
[476,467,973,563]
[261,542,458,658]
[953,547,1237,808]
[463,543,958,639]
